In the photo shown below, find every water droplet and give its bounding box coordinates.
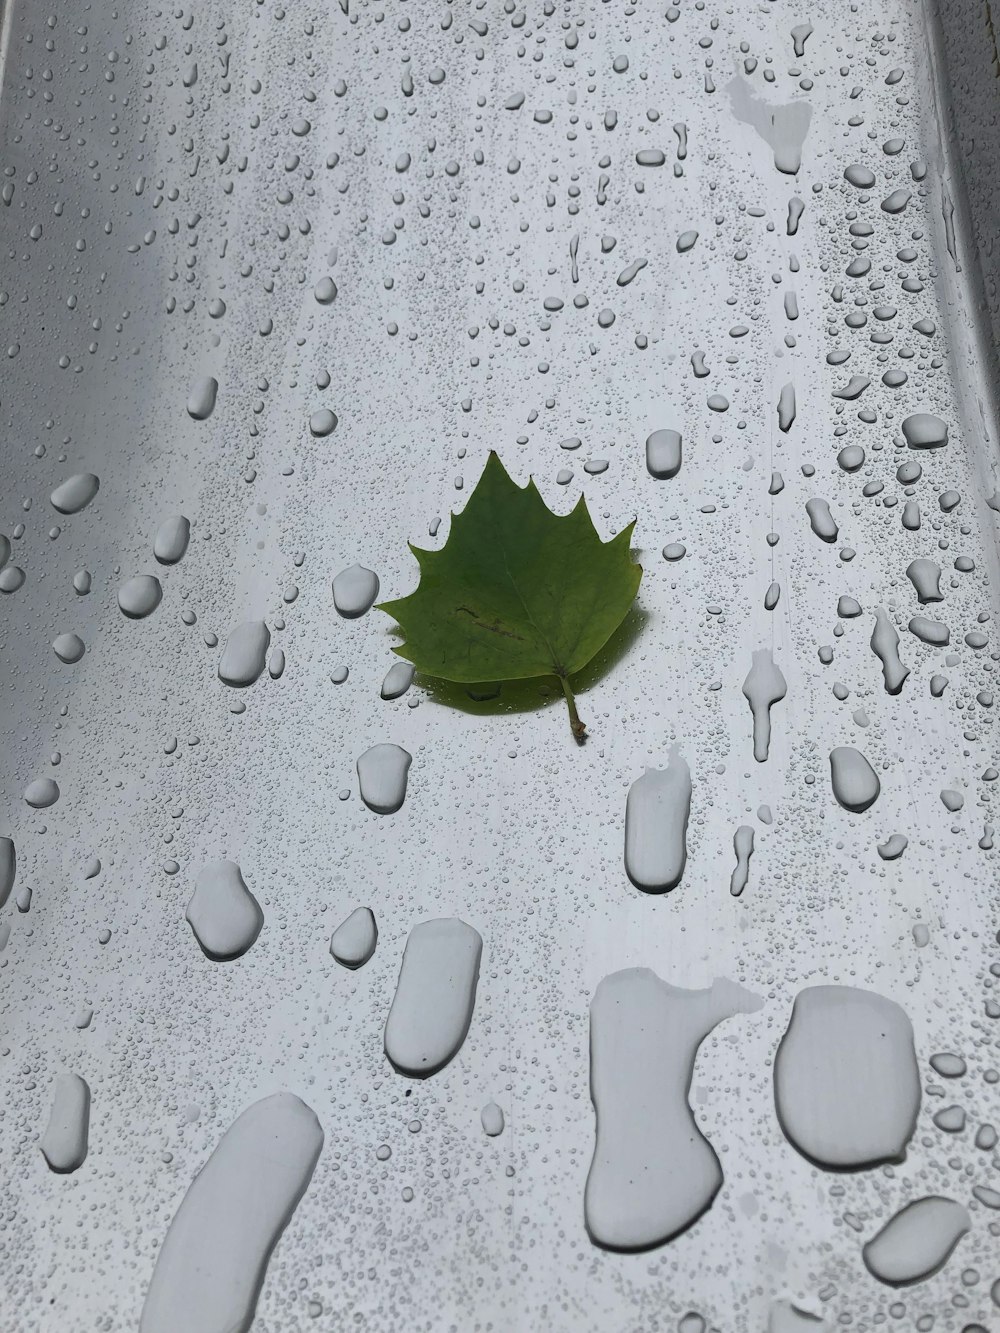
[24,777,59,808]
[332,564,379,618]
[774,986,919,1168]
[329,907,378,970]
[862,1196,969,1287]
[585,970,762,1251]
[381,662,415,700]
[118,575,162,619]
[829,746,880,812]
[185,861,264,961]
[50,473,100,515]
[624,751,692,892]
[218,621,270,687]
[140,1093,324,1333]
[646,429,682,479]
[186,375,218,421]
[39,1073,90,1173]
[481,1102,505,1137]
[384,918,482,1077]
[357,743,412,814]
[902,412,948,449]
[153,515,191,565]
[52,632,85,664]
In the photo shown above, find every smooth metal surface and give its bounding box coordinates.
[1,0,999,1328]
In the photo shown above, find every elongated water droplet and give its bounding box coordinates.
[862,1196,969,1287]
[871,608,909,694]
[154,515,191,565]
[218,621,270,688]
[140,1093,324,1333]
[50,473,100,515]
[384,918,482,1077]
[118,575,162,619]
[742,650,786,762]
[624,751,691,893]
[0,837,14,909]
[39,1073,90,1173]
[186,375,218,421]
[729,825,755,897]
[778,382,796,432]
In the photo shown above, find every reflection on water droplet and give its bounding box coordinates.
[140,1093,324,1333]
[774,985,919,1169]
[384,918,483,1077]
[585,969,762,1251]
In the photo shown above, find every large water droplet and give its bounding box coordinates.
[384,918,483,1077]
[118,575,162,619]
[774,985,920,1169]
[329,907,378,969]
[332,564,379,618]
[50,473,100,515]
[185,861,264,961]
[357,743,412,814]
[154,515,191,565]
[585,969,762,1251]
[186,375,218,421]
[218,621,270,687]
[139,1093,324,1333]
[39,1073,90,1173]
[624,751,692,892]
[862,1196,969,1287]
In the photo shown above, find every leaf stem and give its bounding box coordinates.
[556,672,587,743]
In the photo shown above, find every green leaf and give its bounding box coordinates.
[377,452,642,740]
